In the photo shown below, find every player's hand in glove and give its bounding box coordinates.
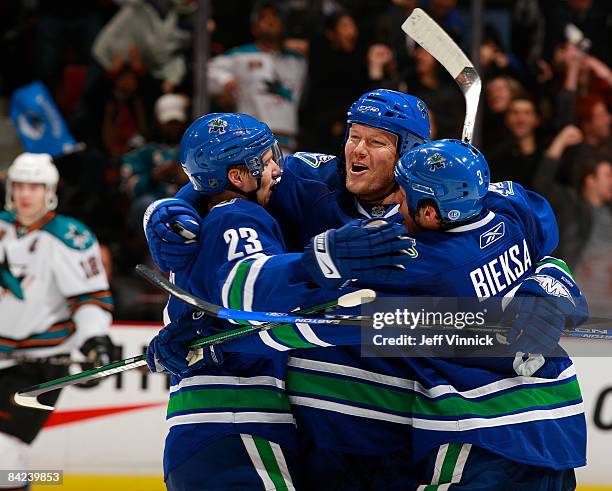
[143,198,201,272]
[146,312,224,376]
[301,218,415,290]
[77,335,119,387]
[503,267,588,354]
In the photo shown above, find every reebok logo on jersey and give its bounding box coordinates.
[532,275,575,306]
[479,222,505,249]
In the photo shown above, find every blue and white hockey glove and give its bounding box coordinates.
[504,264,588,353]
[146,312,224,376]
[301,219,415,290]
[143,198,201,272]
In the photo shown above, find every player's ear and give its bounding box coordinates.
[227,168,244,189]
[418,203,441,230]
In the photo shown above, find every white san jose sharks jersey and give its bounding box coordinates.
[208,44,306,150]
[0,211,113,365]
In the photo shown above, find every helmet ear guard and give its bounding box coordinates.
[5,153,59,212]
[395,139,490,225]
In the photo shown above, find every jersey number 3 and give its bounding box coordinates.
[223,228,263,260]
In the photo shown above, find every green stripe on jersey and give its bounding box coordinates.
[286,370,582,418]
[253,436,290,491]
[439,444,463,483]
[271,325,317,349]
[168,388,291,417]
[536,257,573,278]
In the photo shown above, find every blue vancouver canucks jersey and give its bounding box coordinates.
[163,198,346,478]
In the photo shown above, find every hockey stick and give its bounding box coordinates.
[402,8,481,143]
[135,264,373,326]
[12,289,374,411]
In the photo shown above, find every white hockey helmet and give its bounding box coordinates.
[5,153,60,212]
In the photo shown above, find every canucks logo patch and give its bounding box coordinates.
[427,153,446,172]
[479,222,505,249]
[489,181,514,196]
[294,152,335,169]
[208,118,228,134]
[417,100,427,118]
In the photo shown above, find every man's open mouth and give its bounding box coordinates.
[350,162,369,174]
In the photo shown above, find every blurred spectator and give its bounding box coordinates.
[92,0,192,96]
[121,93,189,230]
[35,0,108,95]
[301,11,370,153]
[407,46,463,139]
[375,0,418,69]
[482,75,525,152]
[424,0,465,48]
[543,0,609,65]
[207,1,306,152]
[511,0,545,70]
[553,42,612,128]
[575,95,611,148]
[488,97,543,187]
[479,24,524,82]
[533,125,611,269]
[101,52,148,158]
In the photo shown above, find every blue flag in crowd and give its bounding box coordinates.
[10,81,78,157]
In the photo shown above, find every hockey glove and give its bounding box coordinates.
[301,219,415,290]
[143,198,201,272]
[504,270,587,354]
[146,312,224,376]
[78,335,119,387]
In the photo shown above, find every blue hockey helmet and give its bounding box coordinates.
[345,90,430,155]
[179,113,282,194]
[394,139,490,224]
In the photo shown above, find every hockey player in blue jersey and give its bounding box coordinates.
[144,92,588,489]
[382,139,587,489]
[145,112,416,490]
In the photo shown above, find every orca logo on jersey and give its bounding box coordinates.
[479,222,505,249]
[531,275,576,306]
[488,181,514,196]
[294,152,335,169]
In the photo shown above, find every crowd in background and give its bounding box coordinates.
[0,0,610,319]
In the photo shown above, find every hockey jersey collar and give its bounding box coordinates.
[446,210,496,233]
[354,198,400,219]
[15,211,56,238]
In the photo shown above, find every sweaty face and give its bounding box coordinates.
[256,148,282,208]
[12,182,47,224]
[344,124,398,202]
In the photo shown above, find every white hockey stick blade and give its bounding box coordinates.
[337,289,376,308]
[402,8,481,143]
[12,393,55,411]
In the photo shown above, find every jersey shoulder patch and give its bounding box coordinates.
[0,210,16,225]
[42,215,95,250]
[289,152,337,169]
